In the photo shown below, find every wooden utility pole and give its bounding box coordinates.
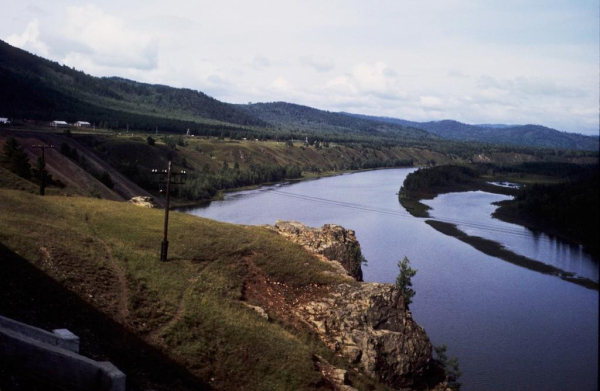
[152,162,186,262]
[31,144,54,196]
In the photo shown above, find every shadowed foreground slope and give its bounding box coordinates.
[0,189,400,390]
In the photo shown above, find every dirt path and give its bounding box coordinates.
[147,271,204,344]
[97,236,130,322]
[85,217,130,323]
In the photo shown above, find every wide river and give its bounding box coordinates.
[180,168,599,390]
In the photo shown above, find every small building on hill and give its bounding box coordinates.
[74,121,91,128]
[52,120,69,128]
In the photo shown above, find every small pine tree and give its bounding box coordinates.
[395,256,417,305]
[434,344,462,390]
[2,136,32,179]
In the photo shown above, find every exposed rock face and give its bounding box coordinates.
[314,355,358,391]
[269,221,364,281]
[243,303,269,320]
[128,196,157,208]
[268,220,443,390]
[297,283,435,389]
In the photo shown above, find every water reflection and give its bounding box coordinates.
[181,169,598,391]
[422,191,599,282]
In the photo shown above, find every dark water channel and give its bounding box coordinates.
[179,168,599,391]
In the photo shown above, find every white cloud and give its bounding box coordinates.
[420,96,442,107]
[61,5,158,70]
[6,19,49,57]
[299,56,335,72]
[0,1,597,135]
[271,77,292,91]
[448,69,469,78]
[322,62,408,102]
[252,55,271,70]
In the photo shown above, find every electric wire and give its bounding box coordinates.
[268,189,564,245]
[273,189,533,236]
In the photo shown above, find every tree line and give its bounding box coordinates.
[178,163,303,201]
[498,165,599,256]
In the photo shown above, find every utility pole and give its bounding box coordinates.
[152,161,186,262]
[31,144,54,196]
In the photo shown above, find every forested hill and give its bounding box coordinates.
[0,40,266,128]
[236,102,437,141]
[347,114,599,151]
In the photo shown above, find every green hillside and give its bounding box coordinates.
[0,189,393,390]
[0,40,267,130]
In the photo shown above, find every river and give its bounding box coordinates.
[179,168,599,391]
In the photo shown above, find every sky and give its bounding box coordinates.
[3,0,599,135]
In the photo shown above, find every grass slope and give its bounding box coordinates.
[0,189,388,390]
[0,166,41,194]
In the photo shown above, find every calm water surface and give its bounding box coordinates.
[180,168,599,391]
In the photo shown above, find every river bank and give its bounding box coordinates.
[425,219,598,290]
[172,165,416,208]
[399,164,599,257]
[181,168,599,391]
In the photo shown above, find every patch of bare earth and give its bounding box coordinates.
[241,253,331,329]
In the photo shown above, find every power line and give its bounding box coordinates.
[270,189,547,240]
[268,190,564,244]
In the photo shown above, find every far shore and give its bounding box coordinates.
[425,219,598,291]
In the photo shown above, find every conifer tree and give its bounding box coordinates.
[395,256,417,306]
[2,136,32,179]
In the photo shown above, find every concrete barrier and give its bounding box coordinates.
[0,315,80,353]
[0,315,125,391]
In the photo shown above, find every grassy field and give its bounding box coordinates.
[97,133,451,174]
[0,188,391,390]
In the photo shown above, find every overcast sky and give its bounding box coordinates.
[3,1,599,135]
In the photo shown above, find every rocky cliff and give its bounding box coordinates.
[268,220,365,281]
[269,221,445,390]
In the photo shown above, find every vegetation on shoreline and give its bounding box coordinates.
[3,130,437,204]
[398,165,516,217]
[400,162,599,260]
[425,220,598,290]
[493,165,599,256]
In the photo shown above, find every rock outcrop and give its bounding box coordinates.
[268,220,364,281]
[297,283,436,390]
[128,196,158,208]
[314,355,358,391]
[269,221,445,390]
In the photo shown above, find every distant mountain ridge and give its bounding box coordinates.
[1,39,597,151]
[346,114,598,151]
[236,102,436,141]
